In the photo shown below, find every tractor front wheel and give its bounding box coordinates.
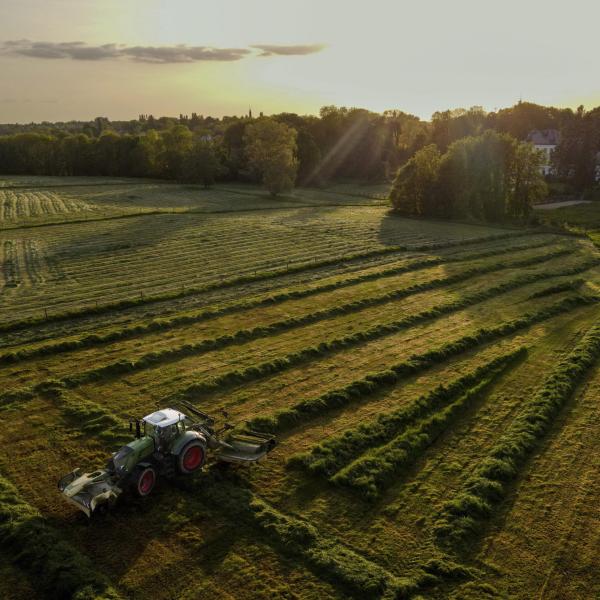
[133,466,156,497]
[178,441,206,474]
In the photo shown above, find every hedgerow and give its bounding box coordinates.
[433,321,600,550]
[247,295,595,433]
[293,349,526,477]
[0,475,123,599]
[0,229,539,335]
[332,350,523,498]
[0,236,560,366]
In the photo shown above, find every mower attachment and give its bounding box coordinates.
[215,430,276,464]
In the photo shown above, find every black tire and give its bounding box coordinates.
[178,441,206,475]
[132,466,156,497]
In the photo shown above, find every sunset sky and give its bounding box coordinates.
[1,0,599,123]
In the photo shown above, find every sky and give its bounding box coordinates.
[0,0,599,123]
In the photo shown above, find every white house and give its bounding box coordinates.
[527,129,560,176]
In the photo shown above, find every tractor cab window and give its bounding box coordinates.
[158,424,177,443]
[144,421,157,439]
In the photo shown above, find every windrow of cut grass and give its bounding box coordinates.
[331,349,525,499]
[246,295,595,433]
[39,384,129,445]
[292,349,527,478]
[196,477,444,599]
[0,235,559,360]
[1,255,588,409]
[527,278,584,299]
[0,229,536,334]
[433,320,600,552]
[0,474,123,600]
[0,243,575,369]
[171,262,591,403]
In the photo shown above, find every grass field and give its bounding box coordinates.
[1,177,599,600]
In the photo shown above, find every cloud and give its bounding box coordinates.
[120,45,250,63]
[0,40,325,64]
[251,44,326,57]
[1,40,251,63]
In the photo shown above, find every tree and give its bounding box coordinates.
[390,144,440,216]
[244,119,298,195]
[182,138,223,187]
[158,125,193,179]
[507,142,547,218]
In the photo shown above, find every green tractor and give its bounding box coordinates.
[58,401,275,517]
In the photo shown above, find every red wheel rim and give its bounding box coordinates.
[183,446,203,471]
[139,470,155,494]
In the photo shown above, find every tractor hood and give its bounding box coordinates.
[112,436,154,475]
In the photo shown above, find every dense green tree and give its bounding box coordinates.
[391,131,546,223]
[390,144,441,216]
[158,125,193,179]
[244,119,298,195]
[181,139,223,187]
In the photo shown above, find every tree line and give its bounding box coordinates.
[1,101,599,198]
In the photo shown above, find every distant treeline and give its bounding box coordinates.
[0,101,599,192]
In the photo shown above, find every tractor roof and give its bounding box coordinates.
[143,408,186,428]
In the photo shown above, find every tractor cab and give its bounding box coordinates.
[141,408,187,450]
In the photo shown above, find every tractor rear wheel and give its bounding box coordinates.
[133,466,156,497]
[178,441,206,474]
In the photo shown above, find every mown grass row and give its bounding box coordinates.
[173,261,591,403]
[196,477,467,599]
[0,230,536,334]
[0,235,556,363]
[1,255,586,411]
[331,349,525,499]
[246,296,595,433]
[0,474,123,599]
[39,384,129,445]
[292,349,526,478]
[32,373,472,599]
[0,245,574,377]
[433,320,600,551]
[527,278,583,299]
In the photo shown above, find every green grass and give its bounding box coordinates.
[0,177,599,600]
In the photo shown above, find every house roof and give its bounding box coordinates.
[527,129,560,146]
